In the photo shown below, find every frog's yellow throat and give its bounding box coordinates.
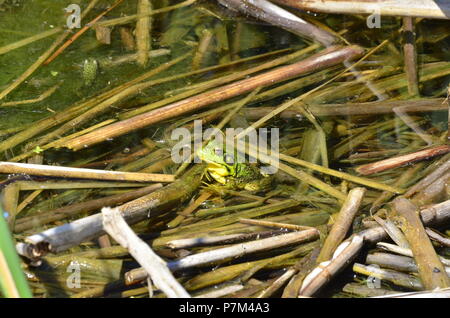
[204,162,229,185]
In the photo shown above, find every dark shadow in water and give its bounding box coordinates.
[31,259,70,298]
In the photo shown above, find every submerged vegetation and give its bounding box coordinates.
[0,0,449,298]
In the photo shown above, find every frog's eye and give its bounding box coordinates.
[224,154,235,164]
[214,148,223,156]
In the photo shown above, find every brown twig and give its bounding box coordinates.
[356,145,450,175]
[43,0,125,65]
[63,45,364,150]
[243,98,447,119]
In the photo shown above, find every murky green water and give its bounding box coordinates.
[0,0,449,298]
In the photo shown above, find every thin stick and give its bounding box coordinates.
[122,45,318,119]
[316,187,366,263]
[43,0,125,65]
[405,157,450,197]
[102,207,190,297]
[0,85,59,107]
[0,0,100,101]
[235,41,387,140]
[356,145,450,175]
[0,31,68,101]
[393,197,450,289]
[166,229,287,249]
[16,165,204,257]
[95,0,197,28]
[131,229,319,283]
[272,0,450,19]
[14,184,163,233]
[166,191,212,228]
[219,0,337,46]
[0,28,62,56]
[191,29,213,70]
[63,45,364,150]
[372,215,410,249]
[426,228,450,247]
[402,17,419,96]
[0,162,175,183]
[135,0,152,67]
[175,87,262,176]
[300,235,364,296]
[377,242,450,267]
[195,284,243,298]
[248,141,404,193]
[372,288,450,298]
[243,98,447,120]
[447,85,450,142]
[239,218,314,232]
[353,263,423,291]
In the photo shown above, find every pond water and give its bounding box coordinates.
[0,0,449,298]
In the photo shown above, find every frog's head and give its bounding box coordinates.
[197,139,236,178]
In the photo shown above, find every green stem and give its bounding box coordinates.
[0,206,32,298]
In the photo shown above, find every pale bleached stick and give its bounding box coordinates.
[426,228,450,247]
[194,284,244,298]
[102,207,189,298]
[372,215,410,249]
[299,235,364,296]
[316,187,366,263]
[372,287,450,298]
[0,162,174,183]
[169,229,319,271]
[366,252,450,275]
[219,0,337,46]
[272,0,450,20]
[15,165,204,258]
[377,242,450,267]
[166,230,286,249]
[126,229,319,283]
[284,199,450,297]
[353,263,423,291]
[405,157,450,198]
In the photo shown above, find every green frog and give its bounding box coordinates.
[197,139,273,192]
